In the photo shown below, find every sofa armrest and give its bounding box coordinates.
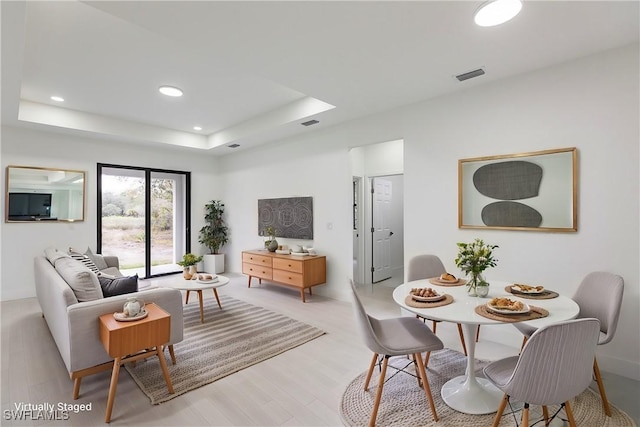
[66,288,184,373]
[103,255,119,270]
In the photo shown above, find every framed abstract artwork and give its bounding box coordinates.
[258,196,314,239]
[458,147,577,232]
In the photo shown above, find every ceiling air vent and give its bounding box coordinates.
[301,119,319,127]
[227,143,240,148]
[455,68,485,82]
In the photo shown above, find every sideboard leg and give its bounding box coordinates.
[247,276,252,288]
[300,289,306,303]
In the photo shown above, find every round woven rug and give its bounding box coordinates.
[340,349,636,427]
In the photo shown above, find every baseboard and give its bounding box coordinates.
[597,353,640,381]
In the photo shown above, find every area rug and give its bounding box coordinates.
[340,349,636,427]
[125,295,325,404]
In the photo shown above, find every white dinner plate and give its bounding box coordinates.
[196,279,219,284]
[436,277,459,284]
[411,292,445,302]
[486,302,530,315]
[511,284,545,294]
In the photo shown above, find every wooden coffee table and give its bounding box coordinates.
[163,275,230,323]
[99,303,174,423]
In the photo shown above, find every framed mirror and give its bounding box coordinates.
[5,165,86,222]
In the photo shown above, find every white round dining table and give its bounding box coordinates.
[392,279,579,415]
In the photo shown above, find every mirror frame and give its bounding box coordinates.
[5,165,86,223]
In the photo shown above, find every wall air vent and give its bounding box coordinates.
[227,143,240,148]
[301,119,319,127]
[455,68,485,82]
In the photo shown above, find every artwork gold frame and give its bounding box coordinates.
[458,147,577,232]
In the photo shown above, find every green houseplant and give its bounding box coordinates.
[198,200,229,273]
[177,253,203,279]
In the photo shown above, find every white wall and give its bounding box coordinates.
[1,45,637,380]
[0,126,220,300]
[218,44,639,379]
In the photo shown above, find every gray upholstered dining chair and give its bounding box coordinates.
[513,271,624,416]
[349,280,444,426]
[484,318,600,427]
[407,255,468,359]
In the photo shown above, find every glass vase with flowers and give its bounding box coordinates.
[455,238,498,297]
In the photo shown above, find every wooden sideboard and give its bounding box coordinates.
[242,250,326,302]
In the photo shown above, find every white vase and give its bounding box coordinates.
[203,253,224,274]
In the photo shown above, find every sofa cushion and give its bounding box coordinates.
[84,247,109,271]
[68,248,100,274]
[98,274,138,297]
[99,267,124,278]
[54,257,103,302]
[44,247,70,265]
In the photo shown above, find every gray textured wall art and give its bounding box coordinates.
[473,160,543,228]
[258,197,313,239]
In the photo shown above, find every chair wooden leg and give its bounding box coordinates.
[369,356,388,427]
[424,351,431,367]
[542,406,549,426]
[364,353,378,391]
[475,325,481,342]
[521,403,530,427]
[565,401,577,427]
[432,320,437,333]
[593,357,612,416]
[492,394,509,427]
[415,352,438,422]
[520,336,528,353]
[457,323,467,356]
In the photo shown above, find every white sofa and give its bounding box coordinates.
[34,254,184,399]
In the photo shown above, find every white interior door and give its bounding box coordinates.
[372,177,393,283]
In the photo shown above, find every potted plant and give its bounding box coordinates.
[263,226,278,252]
[198,200,229,274]
[177,253,203,279]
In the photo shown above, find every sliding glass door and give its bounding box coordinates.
[98,164,190,278]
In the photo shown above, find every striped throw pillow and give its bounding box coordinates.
[68,248,100,274]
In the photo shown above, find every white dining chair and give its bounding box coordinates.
[408,255,468,360]
[485,318,600,427]
[513,271,624,416]
[349,280,444,426]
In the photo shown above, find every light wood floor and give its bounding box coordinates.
[1,273,638,426]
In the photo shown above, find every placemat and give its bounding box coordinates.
[475,304,549,322]
[504,285,559,299]
[405,294,453,308]
[428,277,467,287]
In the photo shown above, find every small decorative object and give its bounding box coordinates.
[123,297,144,317]
[264,226,278,252]
[455,238,498,297]
[177,253,203,279]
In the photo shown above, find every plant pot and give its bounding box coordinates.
[203,253,224,274]
[267,239,278,252]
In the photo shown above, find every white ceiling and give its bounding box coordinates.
[2,1,638,156]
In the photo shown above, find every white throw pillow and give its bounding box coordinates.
[85,247,108,270]
[44,247,69,265]
[55,257,103,302]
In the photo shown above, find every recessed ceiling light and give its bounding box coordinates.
[158,86,183,97]
[474,0,522,27]
[193,126,202,131]
[50,96,64,102]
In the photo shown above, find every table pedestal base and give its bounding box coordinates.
[441,375,503,414]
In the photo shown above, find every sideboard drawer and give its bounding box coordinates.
[272,269,304,287]
[242,263,272,280]
[272,258,304,274]
[242,252,272,267]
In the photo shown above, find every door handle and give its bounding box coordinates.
[389,231,394,236]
